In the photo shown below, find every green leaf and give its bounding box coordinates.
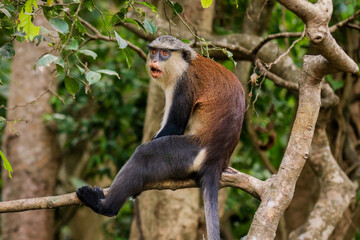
[134,20,147,34]
[86,71,101,85]
[143,19,157,35]
[0,116,6,130]
[75,19,86,35]
[17,7,40,41]
[5,5,15,13]
[120,48,133,69]
[166,0,174,7]
[79,49,97,59]
[201,0,213,8]
[114,31,128,49]
[112,9,127,24]
[65,39,79,51]
[96,69,120,79]
[137,2,157,14]
[0,8,11,18]
[225,50,233,58]
[76,64,85,75]
[54,57,64,68]
[0,150,13,179]
[173,3,183,15]
[36,54,58,67]
[0,43,15,58]
[181,39,190,44]
[47,0,54,6]
[64,77,80,96]
[124,18,140,29]
[49,18,69,34]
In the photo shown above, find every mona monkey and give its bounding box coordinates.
[76,35,245,240]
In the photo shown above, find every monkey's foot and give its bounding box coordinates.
[76,186,106,213]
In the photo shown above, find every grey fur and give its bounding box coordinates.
[148,35,197,61]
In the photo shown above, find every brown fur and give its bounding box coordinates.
[186,55,245,169]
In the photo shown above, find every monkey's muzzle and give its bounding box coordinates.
[150,66,162,78]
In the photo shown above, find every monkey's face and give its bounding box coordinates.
[148,48,171,79]
[146,48,189,89]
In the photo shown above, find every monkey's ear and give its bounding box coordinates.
[182,50,192,62]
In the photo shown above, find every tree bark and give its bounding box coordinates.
[1,16,60,240]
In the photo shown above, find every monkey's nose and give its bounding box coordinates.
[150,61,159,67]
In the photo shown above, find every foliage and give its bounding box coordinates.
[0,149,12,179]
[201,0,214,8]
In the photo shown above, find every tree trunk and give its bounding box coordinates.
[1,25,60,240]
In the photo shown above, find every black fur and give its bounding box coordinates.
[76,136,201,217]
[154,73,194,139]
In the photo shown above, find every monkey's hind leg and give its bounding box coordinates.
[77,135,201,217]
[76,186,110,215]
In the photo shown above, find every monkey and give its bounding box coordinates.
[76,35,245,240]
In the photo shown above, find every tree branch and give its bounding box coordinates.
[0,167,263,213]
[78,17,147,61]
[246,54,332,240]
[277,0,359,74]
[289,109,356,239]
[329,9,360,32]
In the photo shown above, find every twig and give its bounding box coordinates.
[251,32,304,56]
[0,89,49,111]
[246,111,277,174]
[77,17,147,60]
[91,0,111,37]
[256,0,269,21]
[48,88,65,105]
[266,27,306,70]
[347,23,360,31]
[256,60,298,91]
[329,10,360,32]
[61,0,83,52]
[251,9,360,57]
[0,86,65,111]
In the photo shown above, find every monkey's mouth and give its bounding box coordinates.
[150,67,162,78]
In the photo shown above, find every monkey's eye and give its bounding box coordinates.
[162,51,168,56]
[152,49,157,55]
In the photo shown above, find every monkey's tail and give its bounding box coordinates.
[200,168,221,240]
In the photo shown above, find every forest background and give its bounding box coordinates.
[0,0,359,239]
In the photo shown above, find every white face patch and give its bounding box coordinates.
[146,52,189,90]
[191,148,207,172]
[159,86,175,130]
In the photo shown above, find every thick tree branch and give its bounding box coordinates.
[246,55,333,240]
[277,0,358,74]
[289,109,356,239]
[0,167,263,213]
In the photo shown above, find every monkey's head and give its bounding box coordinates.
[146,36,197,87]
